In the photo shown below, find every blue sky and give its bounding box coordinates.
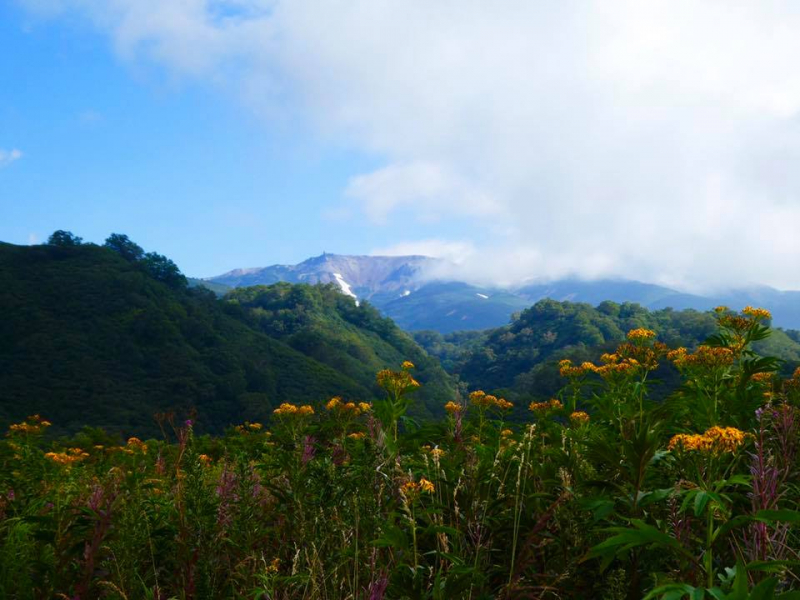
[0,2,458,276]
[3,1,800,290]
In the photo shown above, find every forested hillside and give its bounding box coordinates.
[0,239,451,437]
[416,298,800,406]
[224,283,453,409]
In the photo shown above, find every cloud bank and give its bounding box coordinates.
[17,1,800,290]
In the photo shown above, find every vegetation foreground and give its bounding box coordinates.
[2,308,800,599]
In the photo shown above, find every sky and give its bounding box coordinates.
[2,1,800,290]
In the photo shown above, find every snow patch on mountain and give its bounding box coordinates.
[334,272,360,306]
[476,293,489,299]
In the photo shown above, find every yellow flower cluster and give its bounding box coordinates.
[627,328,656,342]
[444,401,463,414]
[273,403,315,417]
[591,358,640,378]
[126,437,148,454]
[668,345,734,369]
[750,372,774,384]
[529,398,563,412]
[402,361,415,370]
[743,306,772,321]
[45,447,89,466]
[198,454,213,466]
[469,390,512,410]
[347,432,366,440]
[8,414,52,436]
[401,478,435,497]
[500,429,513,438]
[569,411,590,425]
[431,447,446,459]
[326,397,372,416]
[235,421,263,434]
[668,426,748,454]
[558,359,590,378]
[265,558,280,574]
[377,368,421,391]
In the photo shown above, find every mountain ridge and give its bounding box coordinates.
[205,254,800,331]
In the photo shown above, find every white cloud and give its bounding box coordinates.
[371,239,475,264]
[0,148,23,168]
[16,1,800,290]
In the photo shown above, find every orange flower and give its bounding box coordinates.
[569,411,590,425]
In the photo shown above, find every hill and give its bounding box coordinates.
[415,299,800,406]
[222,282,454,414]
[0,240,451,437]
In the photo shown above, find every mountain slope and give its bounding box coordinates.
[224,283,454,412]
[380,281,531,333]
[0,242,449,436]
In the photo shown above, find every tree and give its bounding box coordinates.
[141,252,187,288]
[104,233,144,262]
[47,230,83,246]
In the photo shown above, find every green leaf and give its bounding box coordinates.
[755,509,800,523]
[750,578,778,600]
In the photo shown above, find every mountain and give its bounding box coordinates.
[207,255,800,331]
[0,242,452,437]
[210,253,437,303]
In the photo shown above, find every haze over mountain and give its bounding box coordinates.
[207,254,800,333]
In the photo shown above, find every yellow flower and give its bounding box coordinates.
[402,361,415,370]
[668,426,747,454]
[743,306,772,321]
[419,478,435,493]
[126,437,148,454]
[627,328,656,342]
[529,398,563,412]
[569,411,590,425]
[714,305,729,313]
[45,447,89,466]
[347,432,366,440]
[198,454,212,466]
[444,401,463,414]
[494,398,513,410]
[274,403,298,416]
[500,429,513,438]
[469,390,488,406]
[431,447,445,459]
[326,397,342,411]
[297,405,315,416]
[750,372,774,384]
[265,558,280,574]
[358,402,372,413]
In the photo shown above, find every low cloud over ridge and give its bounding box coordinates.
[17,1,800,291]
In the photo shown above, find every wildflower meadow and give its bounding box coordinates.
[1,307,800,599]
